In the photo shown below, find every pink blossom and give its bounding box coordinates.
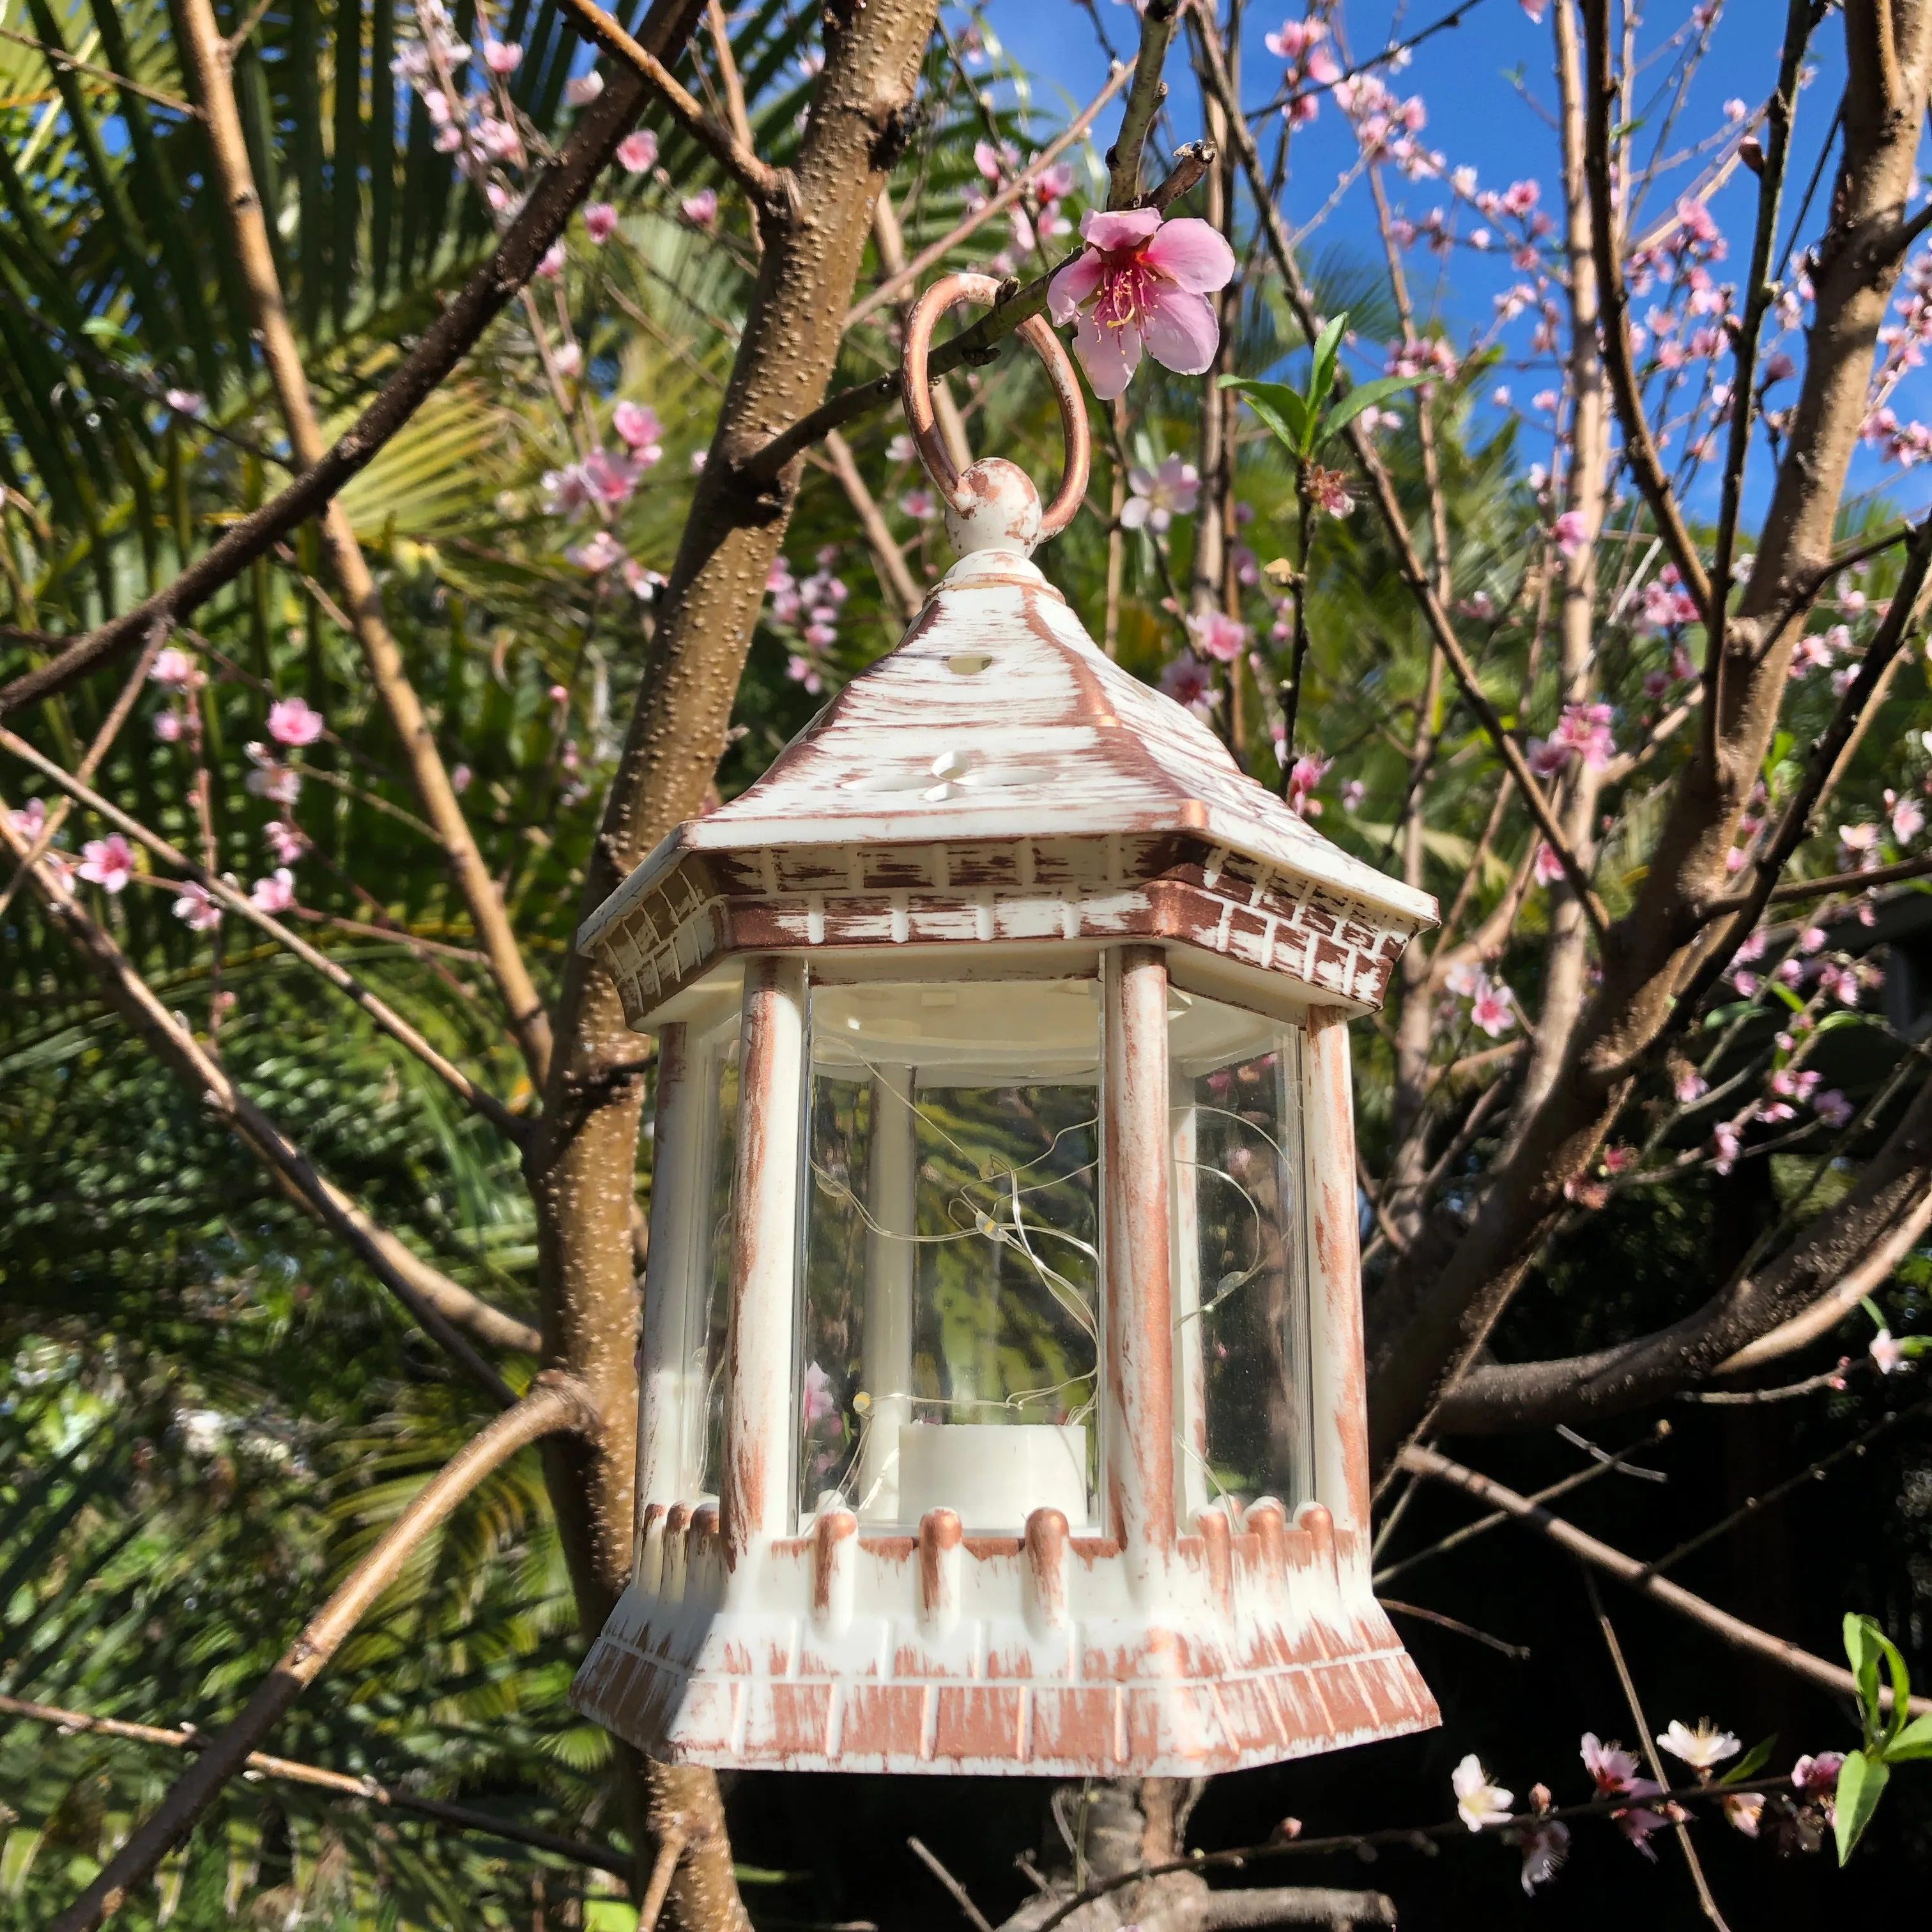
[171,881,222,931]
[803,1360,838,1422]
[1551,700,1616,770]
[617,129,658,174]
[584,202,618,243]
[1527,737,1568,778]
[1814,1088,1853,1128]
[1674,1068,1708,1104]
[164,387,204,417]
[450,764,472,794]
[565,70,604,107]
[1122,454,1200,532]
[1046,208,1237,400]
[1264,17,1326,59]
[536,241,565,279]
[1341,778,1366,811]
[898,487,937,521]
[681,188,718,229]
[150,647,202,688]
[249,868,296,914]
[1451,1754,1513,1831]
[1285,755,1330,818]
[566,530,627,572]
[1533,841,1565,887]
[1722,1791,1763,1837]
[785,653,823,694]
[8,798,45,841]
[1519,0,1547,19]
[1871,1328,1905,1374]
[1307,464,1355,518]
[1792,1752,1844,1795]
[264,820,307,866]
[1160,650,1217,717]
[267,696,325,747]
[1551,510,1588,557]
[78,834,135,893]
[482,38,522,75]
[1470,972,1518,1038]
[612,401,664,463]
[245,747,301,806]
[1186,610,1249,663]
[1713,1122,1742,1172]
[153,709,184,743]
[553,342,583,379]
[1887,788,1925,841]
[581,447,642,505]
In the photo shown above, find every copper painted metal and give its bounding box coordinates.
[900,271,1091,547]
[569,280,1440,1777]
[1101,944,1176,1577]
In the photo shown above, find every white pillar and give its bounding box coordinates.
[859,1064,916,1521]
[1303,1007,1369,1542]
[1102,945,1175,1583]
[637,1022,703,1519]
[1169,1082,1209,1521]
[722,957,808,1564]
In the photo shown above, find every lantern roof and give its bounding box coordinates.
[578,548,1438,975]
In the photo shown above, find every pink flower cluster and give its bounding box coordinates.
[1528,702,1616,777]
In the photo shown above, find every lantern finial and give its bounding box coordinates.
[900,272,1092,558]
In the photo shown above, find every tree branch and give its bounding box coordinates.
[0,724,528,1144]
[48,1376,599,1932]
[1191,14,1609,937]
[175,0,556,1084]
[846,61,1131,328]
[1579,0,1713,624]
[0,1692,630,1879]
[556,0,785,207]
[0,0,709,720]
[1400,1444,1932,1715]
[0,807,541,1383]
[1433,1065,1932,1430]
[1106,0,1183,206]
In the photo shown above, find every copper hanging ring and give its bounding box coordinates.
[899,272,1092,551]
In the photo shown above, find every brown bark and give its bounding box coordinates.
[526,1,944,1923]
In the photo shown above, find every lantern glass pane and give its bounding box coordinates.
[1168,994,1312,1517]
[797,980,1103,1531]
[687,1022,739,1501]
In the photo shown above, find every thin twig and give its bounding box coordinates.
[47,1377,599,1932]
[637,1826,689,1932]
[1401,1443,1932,1715]
[1379,1598,1530,1659]
[0,724,528,1144]
[1583,1572,1733,1931]
[908,1836,995,1932]
[0,22,203,116]
[0,1693,629,1878]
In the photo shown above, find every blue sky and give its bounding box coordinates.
[973,0,1931,529]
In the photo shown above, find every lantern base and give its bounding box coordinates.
[572,1497,1437,1775]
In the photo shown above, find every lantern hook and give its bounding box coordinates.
[899,272,1091,558]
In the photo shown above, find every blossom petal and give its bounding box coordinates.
[1144,217,1238,293]
[1074,312,1141,399]
[1139,288,1221,376]
[1080,206,1162,250]
[1047,250,1105,323]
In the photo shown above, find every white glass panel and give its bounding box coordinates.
[797,981,1103,1530]
[1169,993,1312,1517]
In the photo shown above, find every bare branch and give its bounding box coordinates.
[0,725,528,1144]
[1580,0,1714,622]
[558,0,781,206]
[1400,1444,1932,1715]
[0,1693,629,1879]
[847,61,1131,328]
[909,1836,994,1932]
[1107,0,1183,207]
[1434,1066,1932,1430]
[0,809,541,1380]
[0,0,708,719]
[174,0,556,1084]
[1191,15,1609,937]
[49,1377,599,1932]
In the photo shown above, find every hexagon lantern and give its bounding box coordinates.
[570,276,1442,1776]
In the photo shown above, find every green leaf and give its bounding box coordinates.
[1845,1613,1886,1744]
[1319,372,1427,446]
[1860,1295,1886,1330]
[1884,1712,1932,1761]
[1721,1734,1777,1784]
[1308,311,1349,415]
[1221,378,1312,457]
[1835,1751,1889,1864]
